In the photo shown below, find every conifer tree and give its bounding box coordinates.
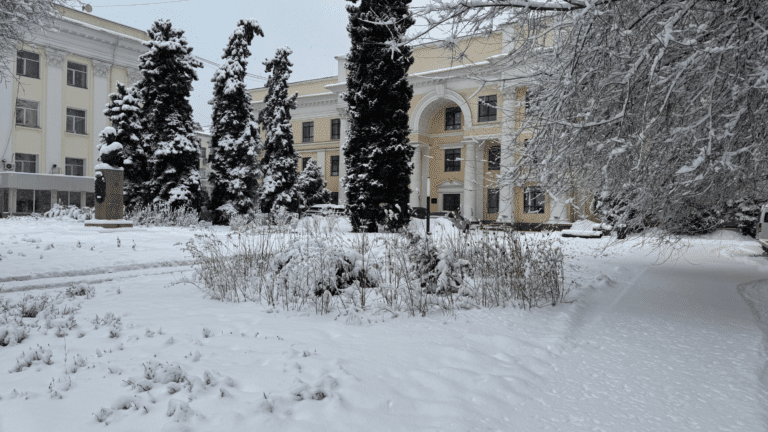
[135,20,203,210]
[294,158,331,213]
[103,82,146,210]
[258,47,300,214]
[208,19,264,223]
[343,0,415,232]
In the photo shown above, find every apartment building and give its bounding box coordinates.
[249,28,572,226]
[0,7,147,215]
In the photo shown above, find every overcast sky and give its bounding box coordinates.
[88,0,429,127]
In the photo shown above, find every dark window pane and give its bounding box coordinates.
[302,122,314,143]
[70,192,81,208]
[35,190,51,214]
[524,187,545,214]
[331,155,339,176]
[66,158,84,176]
[67,62,87,88]
[445,107,461,130]
[16,189,34,213]
[302,157,310,171]
[443,194,460,212]
[444,148,461,172]
[331,119,340,140]
[478,95,497,122]
[15,153,37,173]
[330,192,339,205]
[86,192,95,208]
[57,191,69,206]
[0,189,8,213]
[487,188,499,214]
[488,145,500,170]
[17,51,40,79]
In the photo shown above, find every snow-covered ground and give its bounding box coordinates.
[1,217,767,431]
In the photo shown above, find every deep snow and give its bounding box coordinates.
[0,217,767,431]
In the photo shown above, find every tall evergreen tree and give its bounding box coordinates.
[294,158,331,213]
[208,19,265,223]
[258,47,299,214]
[103,82,146,210]
[343,0,415,232]
[135,20,203,210]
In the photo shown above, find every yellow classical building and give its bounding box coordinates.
[0,7,147,215]
[249,28,571,226]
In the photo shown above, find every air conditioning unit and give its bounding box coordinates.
[3,163,13,171]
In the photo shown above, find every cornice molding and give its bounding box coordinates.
[92,60,112,78]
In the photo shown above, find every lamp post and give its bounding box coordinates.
[426,176,431,235]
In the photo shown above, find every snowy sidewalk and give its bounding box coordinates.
[506,258,768,431]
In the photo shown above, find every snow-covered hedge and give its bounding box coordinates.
[44,204,94,221]
[126,202,200,227]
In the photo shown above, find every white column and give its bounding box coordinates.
[45,48,67,174]
[337,108,348,205]
[410,143,421,208]
[547,194,570,224]
[316,149,326,174]
[462,138,477,221]
[92,61,112,172]
[0,62,14,163]
[497,88,517,222]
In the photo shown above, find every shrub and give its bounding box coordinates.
[44,204,93,221]
[126,202,200,227]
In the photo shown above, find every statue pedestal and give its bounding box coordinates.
[84,167,133,229]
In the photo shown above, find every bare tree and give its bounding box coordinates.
[0,0,78,83]
[405,0,768,236]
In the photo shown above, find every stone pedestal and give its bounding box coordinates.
[85,168,133,229]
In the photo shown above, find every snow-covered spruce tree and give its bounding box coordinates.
[258,47,300,214]
[208,19,265,224]
[103,82,147,210]
[413,0,768,238]
[343,0,415,232]
[135,20,203,211]
[294,158,331,213]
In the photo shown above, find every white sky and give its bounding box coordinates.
[87,0,430,127]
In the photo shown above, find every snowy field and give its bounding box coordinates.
[1,217,767,431]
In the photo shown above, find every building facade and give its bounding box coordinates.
[249,28,572,226]
[0,7,147,215]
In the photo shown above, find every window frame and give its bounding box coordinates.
[330,155,340,176]
[65,157,85,176]
[487,188,500,214]
[478,95,497,123]
[14,153,37,173]
[445,107,462,130]
[66,61,88,89]
[15,99,39,128]
[523,187,546,214]
[302,121,314,143]
[17,51,40,79]
[444,148,461,172]
[66,108,87,135]
[331,119,341,140]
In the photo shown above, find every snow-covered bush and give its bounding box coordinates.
[664,201,722,236]
[724,198,763,238]
[9,344,53,372]
[407,234,468,295]
[44,204,94,221]
[229,211,269,232]
[126,202,200,227]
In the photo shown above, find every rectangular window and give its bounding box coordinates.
[330,155,339,176]
[331,119,341,140]
[444,148,461,172]
[66,108,87,134]
[330,192,339,205]
[487,188,499,214]
[57,191,69,206]
[488,145,500,171]
[524,187,545,214]
[34,190,51,214]
[86,192,95,208]
[67,62,87,88]
[16,189,34,214]
[0,189,9,214]
[523,139,537,163]
[302,122,314,143]
[15,153,37,173]
[445,107,462,130]
[478,95,497,122]
[65,158,85,176]
[15,99,39,128]
[302,157,311,171]
[443,194,460,212]
[16,51,40,79]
